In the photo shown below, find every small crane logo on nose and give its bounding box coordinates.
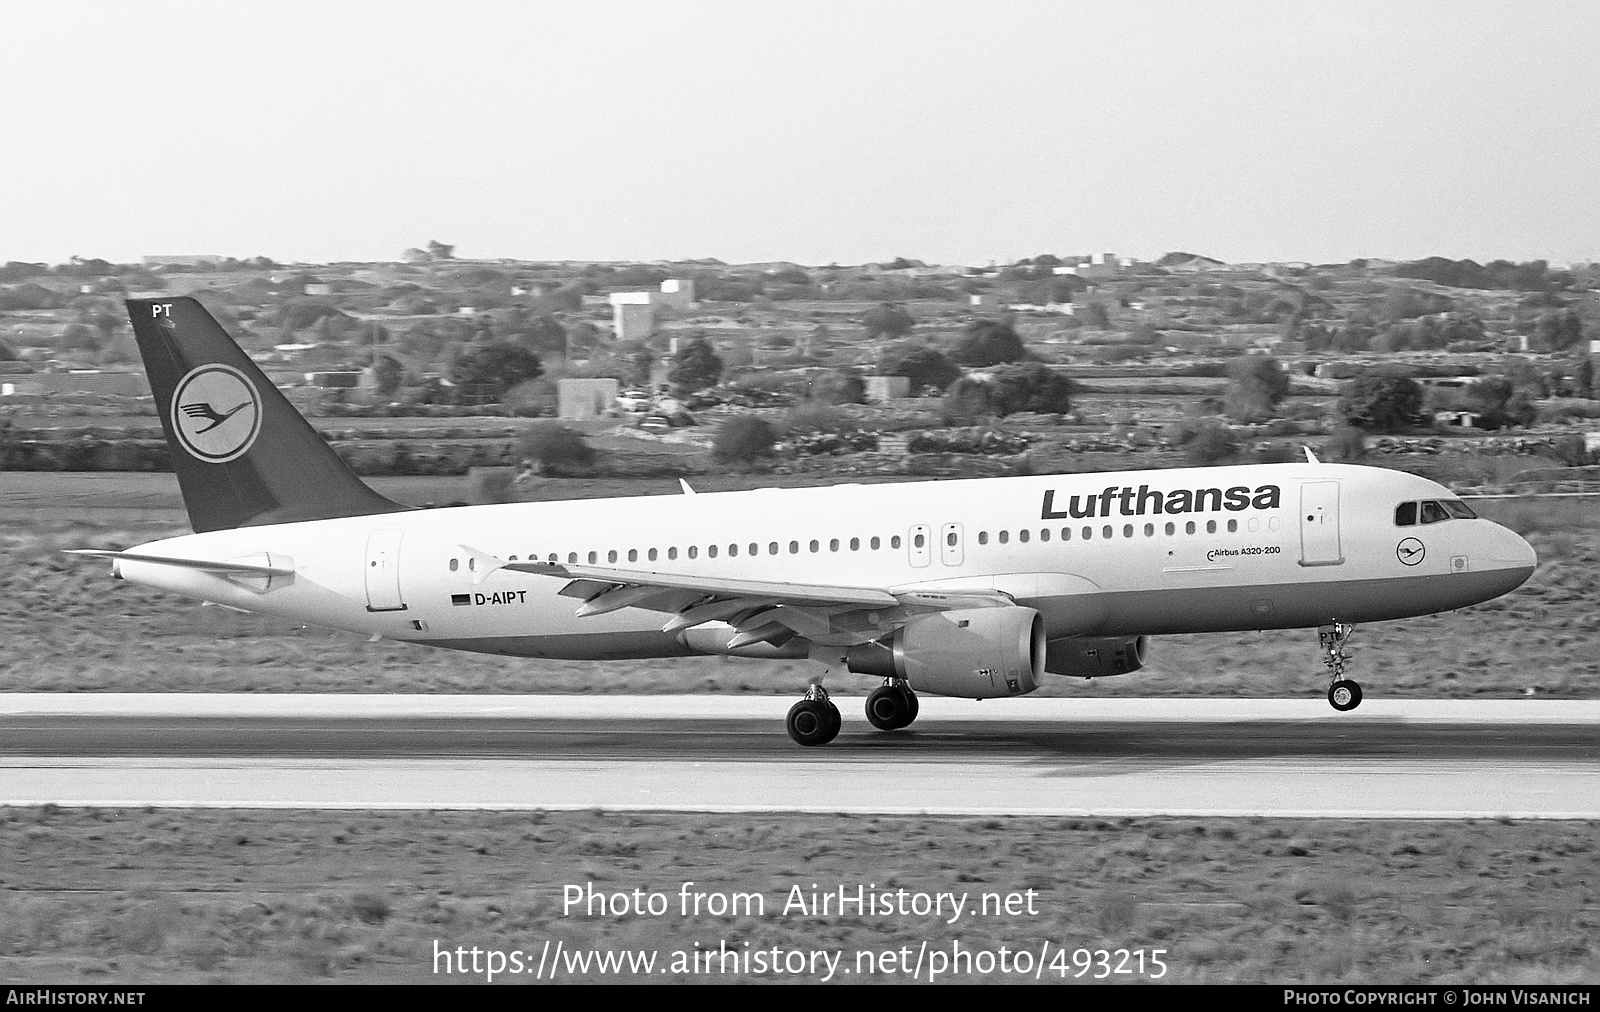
[1396,538,1425,566]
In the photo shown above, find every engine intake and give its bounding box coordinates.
[846,606,1045,699]
[1044,635,1150,678]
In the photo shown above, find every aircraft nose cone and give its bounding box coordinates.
[1488,523,1537,584]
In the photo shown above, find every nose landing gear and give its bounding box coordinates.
[1319,622,1362,711]
[786,684,842,746]
[865,679,919,731]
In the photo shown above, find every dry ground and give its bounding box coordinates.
[0,809,1594,984]
[1,497,1594,698]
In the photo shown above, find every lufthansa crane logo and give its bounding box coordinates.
[170,364,261,463]
[1396,537,1426,566]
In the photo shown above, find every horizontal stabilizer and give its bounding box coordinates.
[64,550,295,576]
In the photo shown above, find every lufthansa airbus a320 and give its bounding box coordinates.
[69,298,1537,745]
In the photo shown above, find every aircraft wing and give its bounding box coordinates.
[457,545,1011,648]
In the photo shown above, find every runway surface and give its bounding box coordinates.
[2,696,1596,818]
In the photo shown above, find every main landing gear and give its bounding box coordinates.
[786,684,842,747]
[1319,622,1363,712]
[865,679,919,731]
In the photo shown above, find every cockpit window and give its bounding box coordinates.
[1398,498,1476,526]
[1419,500,1450,524]
[1443,499,1476,520]
[1395,502,1417,527]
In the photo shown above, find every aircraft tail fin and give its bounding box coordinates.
[126,297,407,532]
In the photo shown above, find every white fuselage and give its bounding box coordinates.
[112,462,1536,666]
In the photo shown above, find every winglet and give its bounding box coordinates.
[679,479,696,495]
[1303,446,1320,464]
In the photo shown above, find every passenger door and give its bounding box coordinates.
[1298,481,1343,567]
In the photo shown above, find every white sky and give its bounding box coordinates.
[4,1,1598,267]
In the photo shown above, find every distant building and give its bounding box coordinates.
[969,294,998,309]
[1,371,150,397]
[864,376,911,402]
[558,377,620,420]
[142,255,221,269]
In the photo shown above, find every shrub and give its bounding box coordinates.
[941,363,1073,424]
[713,416,777,463]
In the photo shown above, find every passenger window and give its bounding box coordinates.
[810,540,819,553]
[770,542,779,555]
[1395,502,1417,526]
[891,536,902,549]
[850,538,860,551]
[749,543,758,556]
[1018,529,1029,544]
[1102,525,1113,539]
[567,552,577,564]
[668,548,677,560]
[1227,519,1237,533]
[1420,501,1449,524]
[728,544,737,557]
[648,548,657,561]
[946,532,956,547]
[449,558,459,572]
[1185,522,1196,535]
[911,534,922,549]
[1206,520,1216,534]
[627,549,637,562]
[1165,522,1175,536]
[588,551,598,564]
[709,545,718,558]
[1144,523,1154,536]
[548,553,558,563]
[608,550,618,563]
[1082,527,1092,540]
[508,555,517,562]
[789,541,799,554]
[831,538,841,551]
[1123,524,1133,538]
[999,531,1009,544]
[978,531,988,545]
[870,537,881,550]
[1040,529,1050,542]
[1061,527,1071,540]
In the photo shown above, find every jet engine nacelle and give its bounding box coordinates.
[845,606,1045,699]
[1044,635,1150,678]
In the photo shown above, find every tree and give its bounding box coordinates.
[1336,375,1424,433]
[1323,426,1367,462]
[942,363,1073,422]
[426,239,456,260]
[712,416,777,463]
[1181,420,1237,465]
[667,336,723,394]
[449,342,543,400]
[953,319,1027,367]
[862,302,914,340]
[1533,309,1583,352]
[370,354,404,397]
[1224,355,1290,422]
[1464,376,1537,430]
[881,345,960,392]
[518,421,597,473]
[811,370,866,405]
[1080,302,1111,328]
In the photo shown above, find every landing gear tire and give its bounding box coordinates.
[1328,679,1363,712]
[787,698,841,746]
[865,682,918,731]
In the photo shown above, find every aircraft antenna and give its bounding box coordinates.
[679,479,697,495]
[1302,446,1321,464]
